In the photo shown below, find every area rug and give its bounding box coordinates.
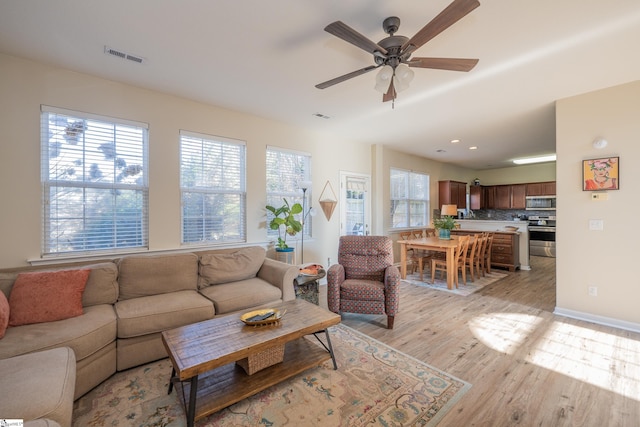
[402,269,508,296]
[73,324,471,426]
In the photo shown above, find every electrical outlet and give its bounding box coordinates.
[588,286,598,296]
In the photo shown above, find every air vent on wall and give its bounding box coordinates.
[104,46,145,64]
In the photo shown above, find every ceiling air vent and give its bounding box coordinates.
[104,46,145,64]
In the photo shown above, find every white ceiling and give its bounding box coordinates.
[1,0,639,169]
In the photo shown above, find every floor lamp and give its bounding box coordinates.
[299,180,313,265]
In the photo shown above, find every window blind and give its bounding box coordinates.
[180,130,246,244]
[266,147,312,237]
[390,167,430,228]
[40,105,149,255]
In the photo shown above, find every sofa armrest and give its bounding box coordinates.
[257,258,298,301]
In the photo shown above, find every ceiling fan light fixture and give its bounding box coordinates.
[374,65,394,93]
[393,64,414,92]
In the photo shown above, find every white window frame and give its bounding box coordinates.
[390,167,430,229]
[40,105,149,256]
[266,146,312,240]
[180,130,246,245]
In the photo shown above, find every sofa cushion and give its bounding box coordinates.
[114,290,214,338]
[199,277,282,314]
[82,262,119,307]
[0,347,75,427]
[9,269,90,326]
[0,291,8,339]
[198,246,266,288]
[118,253,199,300]
[0,304,117,361]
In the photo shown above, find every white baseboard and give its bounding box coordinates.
[554,307,640,334]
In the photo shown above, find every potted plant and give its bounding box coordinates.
[266,198,303,251]
[433,215,457,240]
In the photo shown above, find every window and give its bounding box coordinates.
[41,106,148,255]
[266,147,311,238]
[180,131,246,244]
[390,168,429,228]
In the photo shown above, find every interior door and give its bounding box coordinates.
[340,172,371,236]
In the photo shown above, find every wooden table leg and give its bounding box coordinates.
[445,246,455,289]
[400,244,407,279]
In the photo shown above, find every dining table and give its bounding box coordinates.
[397,235,460,290]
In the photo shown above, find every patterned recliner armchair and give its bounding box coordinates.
[327,235,400,329]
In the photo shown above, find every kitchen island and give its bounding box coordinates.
[455,220,530,270]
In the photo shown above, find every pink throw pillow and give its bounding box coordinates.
[8,269,90,326]
[0,291,9,338]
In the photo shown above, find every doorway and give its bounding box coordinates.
[339,172,371,236]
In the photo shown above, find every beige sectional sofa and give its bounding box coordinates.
[0,245,298,425]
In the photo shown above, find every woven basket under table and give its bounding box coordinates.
[236,344,285,375]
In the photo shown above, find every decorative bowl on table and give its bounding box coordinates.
[240,308,283,326]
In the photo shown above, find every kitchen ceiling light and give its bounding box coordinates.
[513,154,556,165]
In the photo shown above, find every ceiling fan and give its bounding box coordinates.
[315,0,480,103]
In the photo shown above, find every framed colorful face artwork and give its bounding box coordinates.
[583,157,619,191]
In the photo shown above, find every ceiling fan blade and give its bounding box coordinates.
[408,57,479,71]
[402,0,480,54]
[315,65,378,89]
[324,21,388,55]
[383,79,396,102]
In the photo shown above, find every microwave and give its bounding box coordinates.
[525,196,556,210]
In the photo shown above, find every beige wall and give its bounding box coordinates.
[0,53,371,268]
[556,80,640,329]
[475,163,556,185]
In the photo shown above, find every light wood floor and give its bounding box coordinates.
[319,256,640,426]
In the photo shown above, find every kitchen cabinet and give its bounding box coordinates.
[483,186,495,209]
[469,185,482,209]
[494,185,511,209]
[511,184,526,209]
[438,180,467,209]
[490,232,520,272]
[526,181,556,196]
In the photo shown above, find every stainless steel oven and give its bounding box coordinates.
[528,215,556,257]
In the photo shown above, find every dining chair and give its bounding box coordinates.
[408,229,435,281]
[472,234,487,279]
[430,235,470,288]
[482,232,494,275]
[399,231,418,274]
[424,228,437,237]
[463,234,479,283]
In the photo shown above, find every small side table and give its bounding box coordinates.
[294,269,326,305]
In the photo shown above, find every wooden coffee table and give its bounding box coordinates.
[161,299,341,427]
